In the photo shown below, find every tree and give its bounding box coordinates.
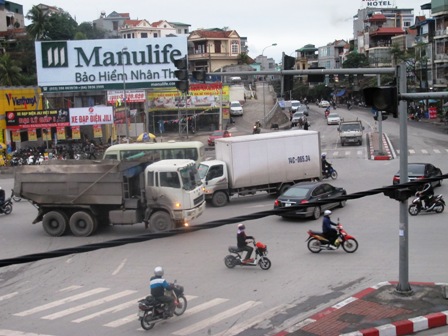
[238,52,250,65]
[26,5,50,40]
[46,12,78,40]
[0,53,23,85]
[342,52,369,68]
[76,22,106,39]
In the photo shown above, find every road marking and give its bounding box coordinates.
[173,300,261,336]
[42,290,137,320]
[345,151,350,156]
[421,149,428,154]
[103,295,198,328]
[333,151,339,156]
[0,330,54,336]
[73,298,138,323]
[409,149,416,154]
[0,292,18,301]
[357,150,363,155]
[214,303,293,336]
[59,285,83,292]
[434,149,441,154]
[182,298,229,317]
[112,258,127,275]
[14,288,109,317]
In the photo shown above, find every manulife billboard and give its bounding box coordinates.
[35,37,188,93]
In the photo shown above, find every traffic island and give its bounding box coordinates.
[368,132,393,160]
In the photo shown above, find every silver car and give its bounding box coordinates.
[291,111,305,127]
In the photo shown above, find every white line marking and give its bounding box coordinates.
[345,151,351,156]
[42,290,136,320]
[409,149,416,154]
[59,285,82,292]
[112,258,127,276]
[14,288,109,317]
[0,330,55,336]
[421,149,428,154]
[434,149,441,154]
[0,292,18,301]
[333,151,339,156]
[183,298,229,317]
[73,298,137,323]
[173,300,261,336]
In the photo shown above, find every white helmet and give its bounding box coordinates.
[238,223,245,231]
[154,266,164,277]
[321,153,327,159]
[324,210,332,216]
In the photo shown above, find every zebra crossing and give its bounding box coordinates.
[321,147,448,160]
[395,148,448,156]
[1,285,284,336]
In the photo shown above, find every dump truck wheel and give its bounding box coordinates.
[42,211,69,237]
[150,211,174,233]
[69,211,96,237]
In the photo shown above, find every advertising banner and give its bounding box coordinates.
[107,90,146,104]
[69,106,113,126]
[148,83,229,111]
[42,129,51,141]
[12,130,20,142]
[71,126,81,139]
[35,37,187,92]
[93,124,103,138]
[28,128,37,141]
[56,126,66,140]
[5,109,70,129]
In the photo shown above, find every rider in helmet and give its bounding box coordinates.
[321,153,331,176]
[322,210,338,249]
[418,182,434,209]
[237,223,255,263]
[150,266,175,317]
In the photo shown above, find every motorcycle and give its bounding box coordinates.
[224,239,271,270]
[0,196,13,215]
[138,281,187,331]
[306,221,358,253]
[322,164,338,180]
[325,108,330,118]
[253,125,261,134]
[408,193,445,216]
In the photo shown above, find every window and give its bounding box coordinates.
[160,172,180,188]
[141,33,148,38]
[207,165,224,180]
[154,33,158,38]
[231,41,239,54]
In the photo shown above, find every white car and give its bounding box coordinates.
[319,100,330,108]
[327,112,341,125]
[290,100,301,112]
[230,101,244,116]
[291,111,306,127]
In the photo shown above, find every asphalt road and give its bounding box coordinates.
[0,102,447,335]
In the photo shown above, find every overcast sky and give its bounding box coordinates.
[18,0,430,62]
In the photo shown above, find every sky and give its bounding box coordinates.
[17,0,430,62]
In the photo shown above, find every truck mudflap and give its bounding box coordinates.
[32,211,44,224]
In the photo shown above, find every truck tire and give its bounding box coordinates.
[69,211,97,237]
[212,191,228,207]
[149,211,174,233]
[42,211,69,237]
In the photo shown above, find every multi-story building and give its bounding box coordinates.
[295,44,318,70]
[0,0,25,32]
[318,40,349,69]
[93,11,130,38]
[188,29,242,72]
[119,19,190,39]
[432,0,448,88]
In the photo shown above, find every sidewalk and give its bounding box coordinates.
[275,281,448,336]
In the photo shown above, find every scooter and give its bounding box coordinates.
[325,107,330,118]
[0,197,13,215]
[253,125,261,134]
[322,164,338,180]
[138,281,187,331]
[224,239,271,270]
[408,193,445,216]
[306,221,358,253]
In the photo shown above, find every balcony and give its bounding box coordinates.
[434,53,448,62]
[434,27,448,38]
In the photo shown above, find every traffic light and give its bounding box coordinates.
[192,70,206,82]
[363,86,398,118]
[173,56,189,93]
[283,55,295,93]
[308,67,326,83]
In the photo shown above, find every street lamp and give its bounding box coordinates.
[262,43,277,124]
[121,47,130,144]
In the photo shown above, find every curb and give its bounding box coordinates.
[274,281,448,336]
[368,132,393,160]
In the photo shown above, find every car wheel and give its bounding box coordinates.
[312,206,321,220]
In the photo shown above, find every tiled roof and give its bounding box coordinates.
[193,30,234,38]
[366,14,387,22]
[370,27,404,36]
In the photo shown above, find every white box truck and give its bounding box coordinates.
[198,130,322,206]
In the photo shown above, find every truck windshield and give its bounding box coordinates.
[341,124,359,131]
[179,166,202,191]
[197,164,208,179]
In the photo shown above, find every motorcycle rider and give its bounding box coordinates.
[237,224,255,263]
[253,120,261,134]
[150,266,175,318]
[0,187,4,205]
[417,182,434,209]
[322,210,338,249]
[321,153,331,177]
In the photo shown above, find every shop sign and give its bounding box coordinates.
[69,106,113,126]
[6,109,70,129]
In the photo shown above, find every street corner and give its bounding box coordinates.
[368,132,394,160]
[275,281,448,336]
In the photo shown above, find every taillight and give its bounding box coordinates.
[393,176,400,182]
[300,200,309,204]
[274,199,279,206]
[417,175,425,180]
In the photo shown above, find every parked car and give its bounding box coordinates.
[291,111,306,127]
[274,181,347,220]
[392,163,443,189]
[207,130,232,146]
[327,112,341,125]
[319,100,330,108]
[230,101,243,116]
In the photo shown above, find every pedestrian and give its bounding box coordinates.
[303,119,309,130]
[87,141,96,160]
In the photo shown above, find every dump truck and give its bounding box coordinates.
[13,159,205,236]
[198,130,321,207]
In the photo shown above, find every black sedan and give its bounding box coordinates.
[273,181,347,220]
[392,163,443,188]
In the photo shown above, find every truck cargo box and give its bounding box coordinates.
[215,130,321,189]
[13,160,145,205]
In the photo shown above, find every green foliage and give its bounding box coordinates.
[0,53,23,85]
[238,52,250,65]
[76,22,107,40]
[46,12,78,40]
[26,5,50,40]
[342,52,369,68]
